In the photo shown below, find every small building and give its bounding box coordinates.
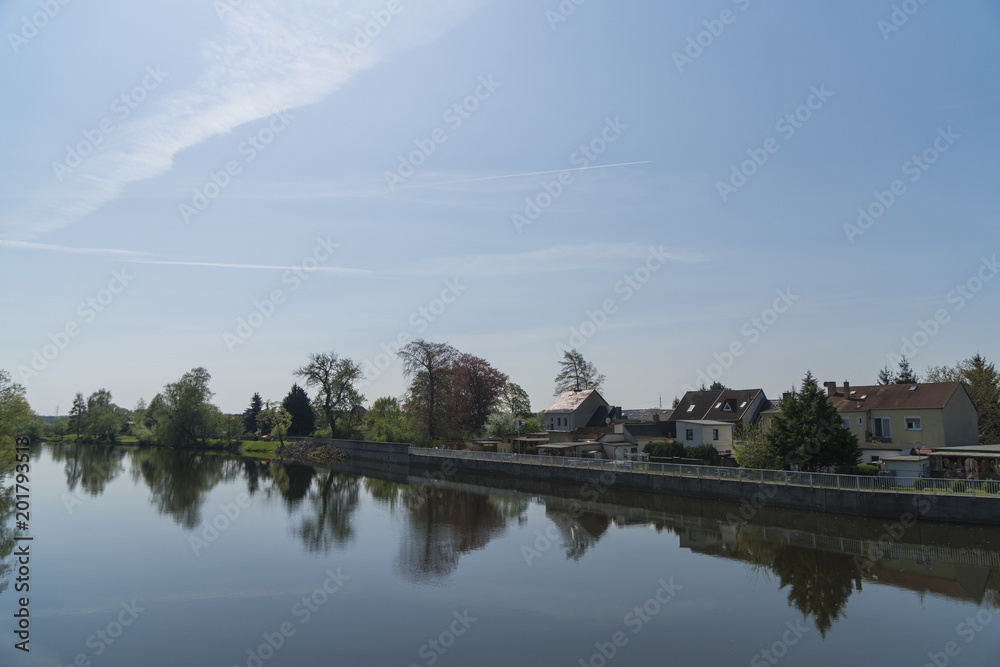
[673,419,734,452]
[544,389,621,444]
[928,444,1000,480]
[881,455,930,484]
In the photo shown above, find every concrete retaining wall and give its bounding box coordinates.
[409,453,1000,526]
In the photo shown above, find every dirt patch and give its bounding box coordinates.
[274,440,350,467]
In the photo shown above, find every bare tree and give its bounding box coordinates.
[294,352,364,438]
[398,340,457,441]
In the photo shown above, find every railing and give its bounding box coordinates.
[407,447,1000,498]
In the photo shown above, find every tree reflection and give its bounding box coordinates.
[770,546,859,637]
[0,485,13,599]
[544,506,610,562]
[130,449,236,528]
[294,471,360,553]
[48,443,126,495]
[396,488,508,582]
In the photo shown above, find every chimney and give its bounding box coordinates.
[823,381,837,397]
[652,412,660,422]
[844,381,850,398]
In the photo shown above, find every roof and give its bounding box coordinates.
[546,389,605,413]
[828,382,966,411]
[883,455,929,462]
[623,423,673,439]
[673,419,733,426]
[621,408,672,422]
[671,389,766,423]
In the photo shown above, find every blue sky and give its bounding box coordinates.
[1,0,998,415]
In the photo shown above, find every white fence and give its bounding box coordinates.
[409,447,1000,497]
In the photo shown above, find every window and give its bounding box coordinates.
[713,429,719,441]
[843,418,850,429]
[872,418,891,438]
[871,456,880,462]
[687,405,696,413]
[858,417,863,425]
[739,401,747,408]
[905,416,922,431]
[686,429,694,441]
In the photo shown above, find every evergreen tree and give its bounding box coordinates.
[282,384,316,437]
[876,365,895,386]
[765,371,861,472]
[69,392,87,440]
[243,393,263,433]
[709,381,728,391]
[960,354,1000,445]
[895,356,919,384]
[554,349,605,394]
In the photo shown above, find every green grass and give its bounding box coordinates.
[240,440,281,458]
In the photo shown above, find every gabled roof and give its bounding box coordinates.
[671,389,766,422]
[621,408,673,422]
[623,422,673,439]
[828,382,968,412]
[547,388,606,413]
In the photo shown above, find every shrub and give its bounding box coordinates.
[857,464,879,476]
[911,479,929,492]
[983,481,1000,495]
[950,481,968,494]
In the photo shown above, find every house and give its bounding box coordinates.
[544,389,620,443]
[824,381,979,464]
[538,440,639,460]
[668,389,770,433]
[673,420,734,453]
[620,408,673,423]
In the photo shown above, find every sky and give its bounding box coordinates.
[1,0,998,416]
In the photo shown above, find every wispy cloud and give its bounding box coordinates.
[0,239,149,256]
[400,243,713,277]
[128,259,371,275]
[3,0,493,237]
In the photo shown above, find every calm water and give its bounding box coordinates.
[2,443,999,667]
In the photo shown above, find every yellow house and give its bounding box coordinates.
[824,381,978,464]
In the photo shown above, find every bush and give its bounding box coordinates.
[857,464,879,476]
[644,440,684,459]
[950,481,968,494]
[983,481,1000,495]
[911,479,929,491]
[685,443,718,464]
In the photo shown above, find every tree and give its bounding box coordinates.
[732,423,782,470]
[448,353,508,435]
[671,396,680,409]
[0,370,33,476]
[243,393,263,433]
[765,371,861,472]
[709,381,728,391]
[282,384,316,437]
[959,354,1000,445]
[398,340,457,441]
[361,397,415,443]
[295,352,365,438]
[895,356,919,384]
[924,354,1000,445]
[554,349,605,394]
[155,367,218,447]
[85,389,123,442]
[878,356,919,385]
[499,382,532,417]
[69,393,87,440]
[261,402,292,448]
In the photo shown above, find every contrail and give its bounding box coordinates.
[395,160,653,191]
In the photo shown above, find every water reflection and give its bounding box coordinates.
[9,443,1000,634]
